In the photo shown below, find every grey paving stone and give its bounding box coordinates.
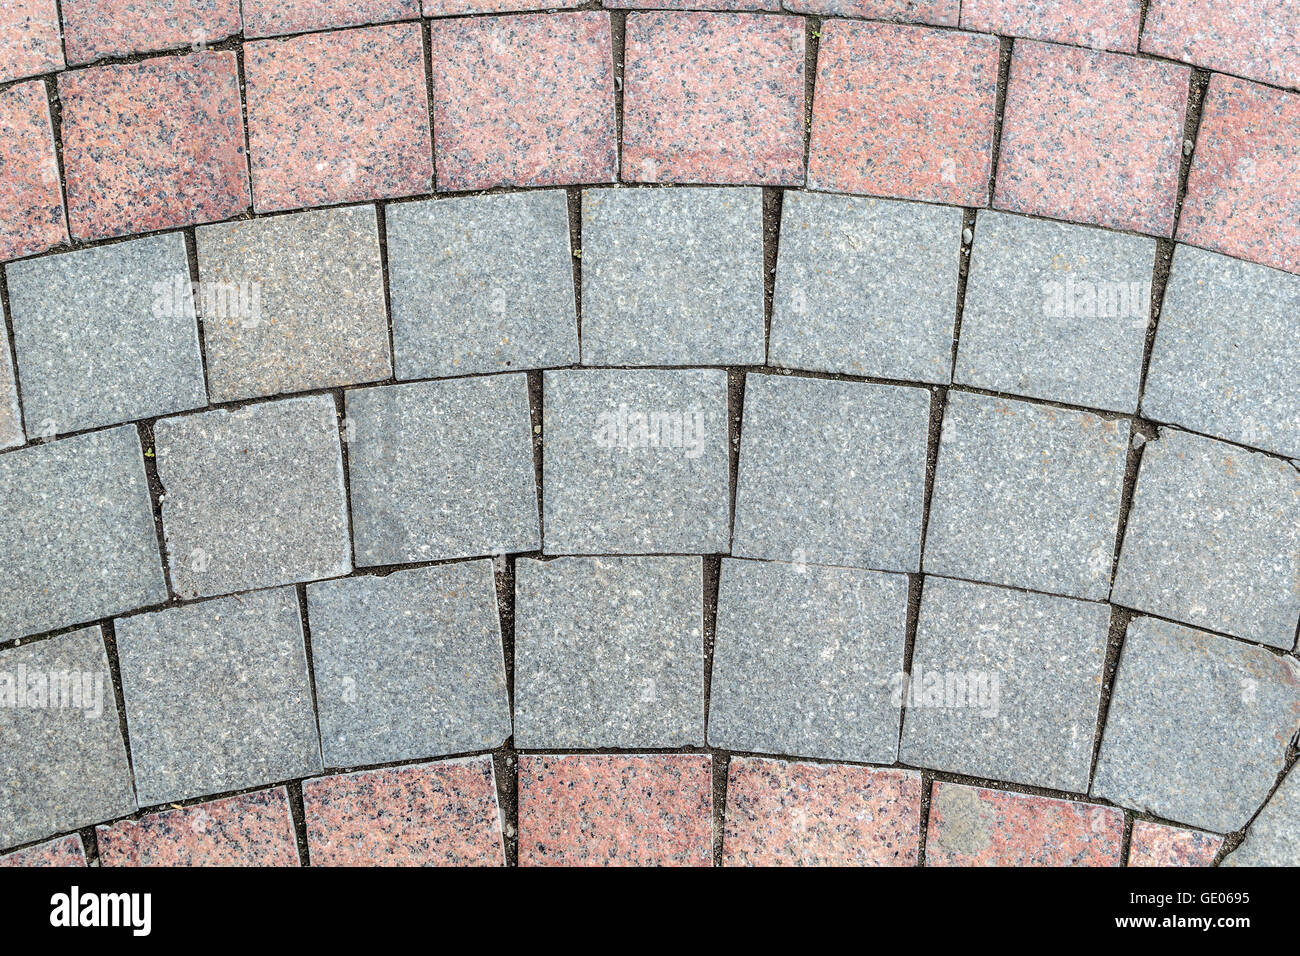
[196,205,391,403]
[514,555,703,748]
[388,191,578,380]
[899,577,1109,793]
[306,560,511,767]
[1223,763,1300,867]
[541,368,730,555]
[347,374,539,566]
[0,328,21,450]
[1143,245,1300,460]
[0,426,167,638]
[732,373,929,572]
[155,395,351,600]
[580,186,764,366]
[1112,427,1300,649]
[769,191,961,384]
[0,627,136,851]
[1092,616,1300,833]
[924,391,1129,600]
[708,557,909,764]
[5,233,207,437]
[954,211,1154,413]
[116,587,322,806]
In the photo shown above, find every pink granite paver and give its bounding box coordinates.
[246,24,432,214]
[925,782,1124,867]
[97,789,299,867]
[0,80,67,261]
[0,834,87,867]
[622,12,805,185]
[807,20,999,205]
[304,758,505,867]
[993,42,1189,237]
[784,0,958,25]
[429,0,582,12]
[244,0,419,38]
[961,0,1142,52]
[61,0,241,65]
[1178,75,1300,276]
[1128,821,1223,867]
[1142,0,1300,92]
[430,12,617,192]
[609,0,778,8]
[58,52,249,241]
[519,754,713,867]
[724,758,922,866]
[0,0,63,82]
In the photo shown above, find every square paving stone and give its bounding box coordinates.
[581,186,764,366]
[924,392,1130,601]
[708,558,909,764]
[1223,763,1300,867]
[1091,616,1300,833]
[0,329,22,450]
[1111,427,1300,648]
[0,0,63,82]
[732,374,929,572]
[541,368,729,555]
[514,556,703,748]
[785,0,958,23]
[306,561,511,767]
[1142,0,1299,91]
[6,233,207,437]
[0,834,87,867]
[0,80,67,262]
[155,396,351,601]
[1129,821,1222,867]
[961,0,1141,51]
[621,12,804,185]
[61,0,240,64]
[0,426,167,638]
[954,211,1155,414]
[432,0,581,11]
[244,0,419,38]
[769,192,961,383]
[0,628,136,851]
[387,191,578,380]
[196,205,391,403]
[899,577,1109,793]
[116,588,323,806]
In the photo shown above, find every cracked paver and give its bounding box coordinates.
[60,0,240,63]
[1222,763,1300,867]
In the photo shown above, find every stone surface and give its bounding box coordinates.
[0,80,67,261]
[612,0,777,7]
[514,556,703,748]
[1092,616,1300,833]
[962,0,1141,51]
[0,326,24,450]
[346,375,540,566]
[61,0,240,63]
[244,0,420,37]
[0,834,86,867]
[1223,763,1300,867]
[431,0,582,10]
[1128,821,1223,867]
[784,0,958,24]
[0,0,62,81]
[1142,0,1300,91]
[155,396,351,600]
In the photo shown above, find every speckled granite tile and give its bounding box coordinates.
[611,0,778,9]
[0,0,63,81]
[1222,763,1300,867]
[0,834,87,867]
[61,0,240,64]
[0,80,67,262]
[518,754,712,867]
[244,0,419,37]
[1129,821,1222,867]
[0,329,22,450]
[783,0,958,24]
[428,0,581,11]
[962,0,1141,51]
[1142,0,1300,91]
[808,20,998,205]
[430,12,616,191]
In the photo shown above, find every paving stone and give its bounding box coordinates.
[621,12,804,186]
[244,0,419,37]
[97,788,299,867]
[518,754,712,867]
[514,556,703,748]
[61,0,240,64]
[304,757,505,866]
[430,12,616,192]
[581,186,764,366]
[387,191,577,380]
[1223,764,1300,867]
[709,558,908,763]
[155,396,351,600]
[0,0,63,82]
[723,758,922,867]
[925,782,1124,866]
[0,834,87,867]
[961,0,1141,51]
[346,375,539,566]
[1092,616,1300,833]
[732,374,929,572]
[1128,821,1223,867]
[924,392,1129,601]
[808,21,998,206]
[1111,428,1300,648]
[1142,0,1300,91]
[611,0,777,8]
[245,24,432,214]
[196,206,391,403]
[306,561,511,767]
[430,0,581,12]
[900,578,1108,793]
[783,0,958,24]
[769,192,961,383]
[6,234,207,437]
[0,328,22,450]
[541,368,729,555]
[954,211,1155,414]
[0,80,67,262]
[0,427,166,638]
[58,53,250,241]
[994,42,1189,237]
[116,588,322,806]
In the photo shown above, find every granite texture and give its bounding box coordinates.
[0,327,24,450]
[612,0,777,7]
[1142,0,1300,91]
[0,80,67,261]
[784,0,958,23]
[1128,821,1223,867]
[0,834,87,867]
[60,0,240,63]
[1222,763,1300,867]
[0,0,63,82]
[244,0,419,38]
[430,0,582,10]
[961,0,1142,51]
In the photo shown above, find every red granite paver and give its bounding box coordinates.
[1178,75,1300,276]
[724,758,922,867]
[246,24,432,214]
[784,0,958,25]
[961,0,1142,52]
[1142,0,1300,91]
[0,0,63,82]
[807,20,999,205]
[244,0,419,38]
[61,0,241,65]
[519,754,713,867]
[58,52,249,241]
[993,42,1189,237]
[0,834,87,867]
[0,80,67,261]
[304,758,505,867]
[609,0,778,9]
[925,782,1124,867]
[622,12,804,185]
[1128,821,1223,867]
[429,0,582,12]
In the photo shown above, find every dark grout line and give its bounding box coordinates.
[760,187,783,364]
[916,771,932,866]
[135,419,177,602]
[491,552,519,866]
[801,16,820,175]
[0,269,27,442]
[182,229,213,401]
[711,747,729,866]
[420,17,437,190]
[1088,604,1134,794]
[1120,811,1134,865]
[948,208,977,378]
[98,618,139,796]
[295,582,326,770]
[984,35,1015,203]
[566,187,583,355]
[285,781,312,866]
[610,9,627,177]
